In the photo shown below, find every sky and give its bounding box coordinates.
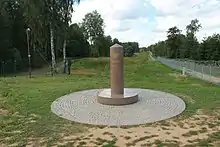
[71,0,220,47]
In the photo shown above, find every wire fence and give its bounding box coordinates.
[0,58,75,77]
[0,59,54,77]
[0,59,18,77]
[157,57,220,85]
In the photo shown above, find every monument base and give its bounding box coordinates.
[97,88,138,105]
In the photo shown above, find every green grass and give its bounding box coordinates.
[0,52,220,146]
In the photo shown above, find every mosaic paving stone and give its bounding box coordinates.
[51,88,186,126]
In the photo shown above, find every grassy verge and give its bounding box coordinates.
[0,52,220,146]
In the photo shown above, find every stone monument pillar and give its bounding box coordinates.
[97,44,138,105]
[110,44,124,97]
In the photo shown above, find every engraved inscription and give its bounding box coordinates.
[111,51,121,60]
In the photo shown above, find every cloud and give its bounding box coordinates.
[72,0,220,46]
[150,0,220,41]
[114,27,131,32]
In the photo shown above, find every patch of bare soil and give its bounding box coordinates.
[4,111,220,147]
[169,73,187,79]
[72,69,97,76]
[25,138,47,147]
[54,113,220,147]
[191,83,214,87]
[213,141,220,147]
[191,83,203,86]
[0,109,10,116]
[0,109,25,118]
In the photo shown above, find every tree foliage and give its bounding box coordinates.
[81,10,104,44]
[148,19,220,61]
[66,23,90,57]
[123,42,139,57]
[0,3,140,75]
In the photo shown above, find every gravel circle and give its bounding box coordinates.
[51,88,186,126]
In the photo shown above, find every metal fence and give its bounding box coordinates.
[0,59,18,77]
[157,57,220,85]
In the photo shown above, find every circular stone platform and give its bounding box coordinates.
[51,88,186,126]
[97,89,138,105]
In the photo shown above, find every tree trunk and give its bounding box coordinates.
[50,22,56,73]
[63,0,70,73]
[63,39,67,73]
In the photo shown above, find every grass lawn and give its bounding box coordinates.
[0,52,220,147]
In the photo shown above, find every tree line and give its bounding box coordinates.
[147,19,220,61]
[0,1,140,74]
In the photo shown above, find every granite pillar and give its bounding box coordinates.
[110,44,124,97]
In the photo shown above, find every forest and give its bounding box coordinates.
[147,19,220,61]
[0,0,140,74]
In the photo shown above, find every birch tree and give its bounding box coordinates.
[61,0,80,73]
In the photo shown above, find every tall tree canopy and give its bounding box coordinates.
[166,26,182,58]
[185,19,202,59]
[0,3,140,75]
[0,0,82,73]
[81,10,104,44]
[148,19,220,61]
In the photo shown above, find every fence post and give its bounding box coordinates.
[1,61,5,77]
[194,61,196,71]
[0,61,2,77]
[187,61,190,71]
[14,59,17,77]
[182,67,185,76]
[209,65,212,82]
[202,65,204,79]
